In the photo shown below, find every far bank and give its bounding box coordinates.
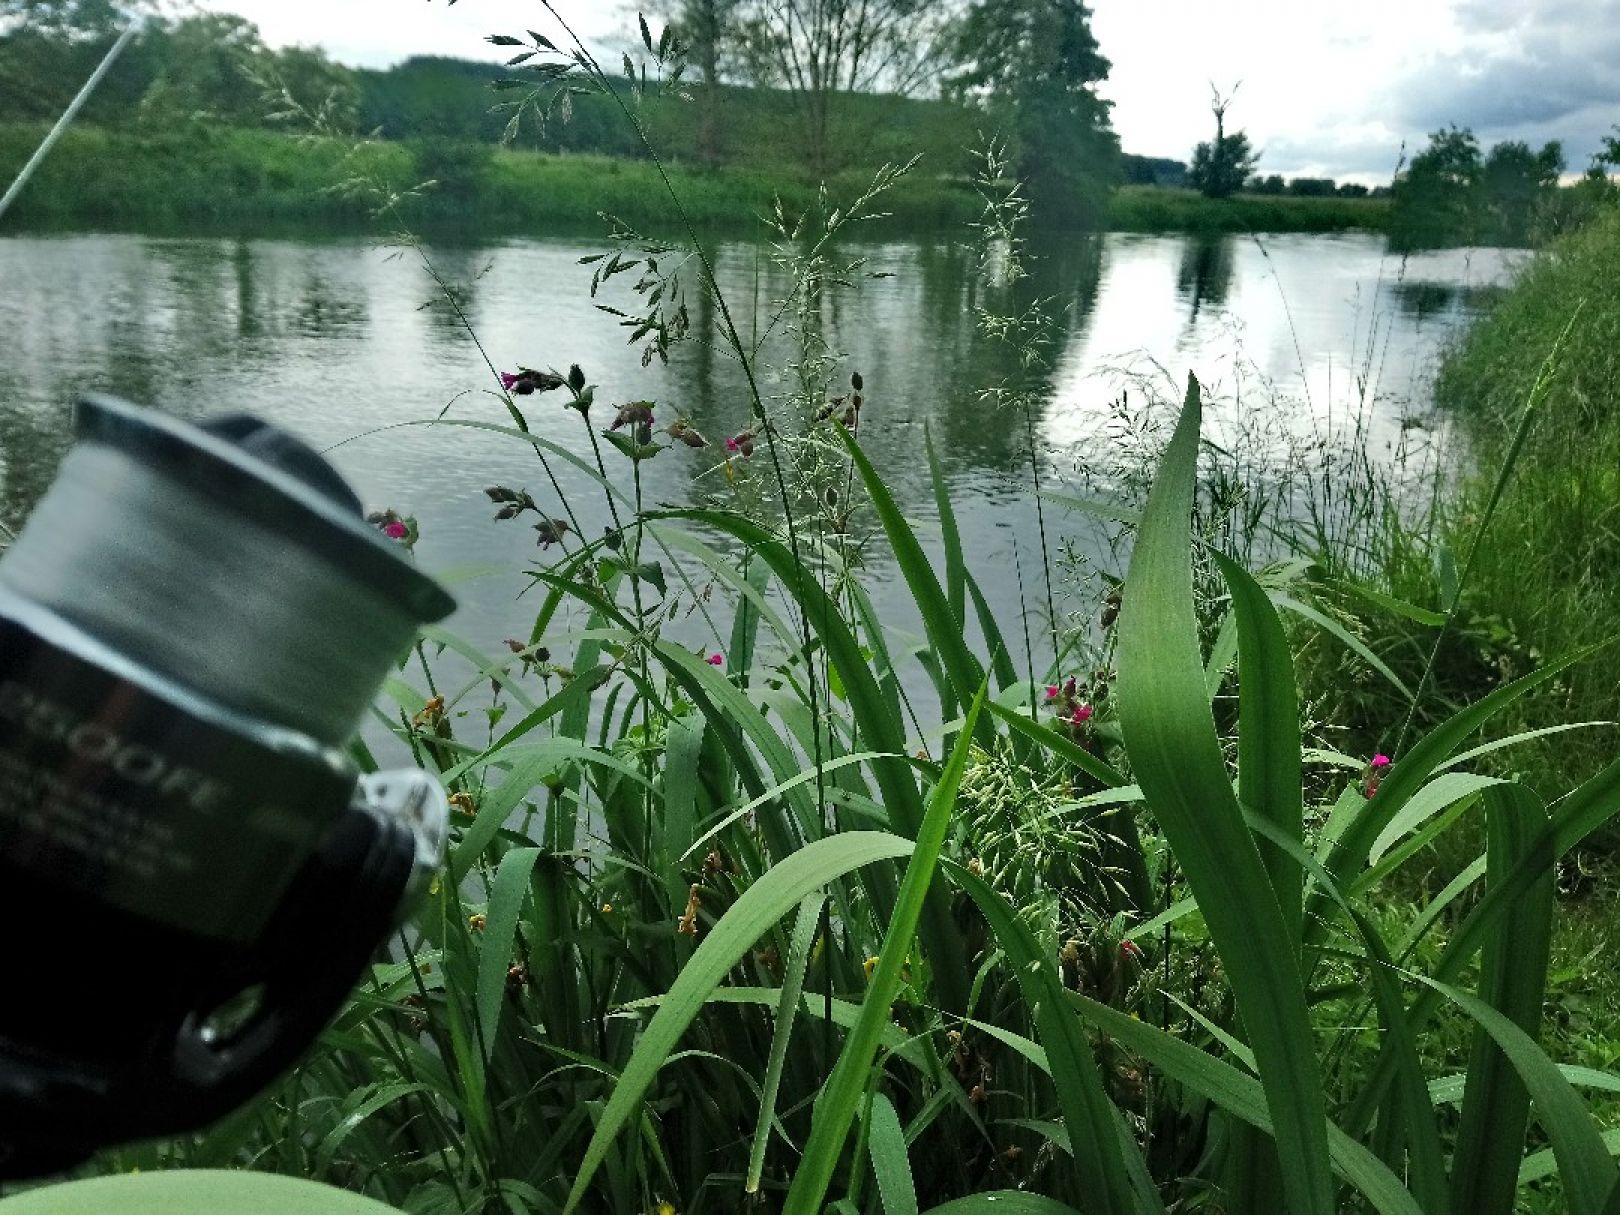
[0,124,1391,238]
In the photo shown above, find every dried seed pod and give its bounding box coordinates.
[533,518,572,549]
[610,401,655,431]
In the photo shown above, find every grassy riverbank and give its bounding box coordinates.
[0,123,1389,235]
[1428,205,1620,799]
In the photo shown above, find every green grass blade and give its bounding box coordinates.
[835,424,988,741]
[559,831,917,1214]
[1204,607,1239,702]
[783,687,986,1215]
[475,846,542,1059]
[1451,783,1555,1215]
[1244,815,1449,1212]
[1348,754,1620,1137]
[653,508,968,1012]
[450,744,614,882]
[1364,772,1506,869]
[746,893,825,1193]
[946,861,1137,1215]
[867,1092,919,1215]
[1039,489,1142,527]
[1214,551,1304,945]
[1271,592,1414,699]
[1420,976,1617,1215]
[965,569,1021,692]
[1114,373,1333,1215]
[984,700,1128,788]
[925,421,967,630]
[1069,994,1422,1215]
[1323,577,1447,626]
[1312,641,1602,938]
[661,715,705,908]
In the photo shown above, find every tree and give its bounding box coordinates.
[667,0,741,167]
[735,0,949,174]
[1482,139,1563,242]
[946,0,1120,227]
[0,0,129,120]
[1390,125,1484,248]
[1186,83,1257,199]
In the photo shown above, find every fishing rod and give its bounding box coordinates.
[0,22,138,223]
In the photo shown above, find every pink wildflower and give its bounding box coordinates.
[706,653,724,666]
[1371,753,1391,769]
[383,521,408,540]
[1045,684,1060,701]
[1071,703,1093,725]
[725,436,739,452]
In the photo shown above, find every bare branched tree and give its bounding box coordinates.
[735,0,952,173]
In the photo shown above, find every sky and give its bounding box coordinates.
[198,0,1620,184]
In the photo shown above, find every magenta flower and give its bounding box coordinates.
[1371,753,1391,769]
[1071,703,1093,725]
[383,521,408,540]
[725,436,739,452]
[706,653,724,666]
[1045,684,1059,701]
[499,371,519,391]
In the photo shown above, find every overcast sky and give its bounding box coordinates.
[203,0,1620,184]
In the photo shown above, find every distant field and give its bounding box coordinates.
[0,124,1389,236]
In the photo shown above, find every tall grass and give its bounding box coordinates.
[56,14,1620,1215]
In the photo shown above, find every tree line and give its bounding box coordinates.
[8,0,1614,240]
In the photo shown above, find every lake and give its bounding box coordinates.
[0,229,1524,741]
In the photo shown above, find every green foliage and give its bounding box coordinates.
[1186,86,1258,200]
[1188,131,1257,200]
[23,14,1620,1213]
[1421,205,1620,802]
[1392,125,1567,248]
[1106,184,1389,233]
[946,0,1121,227]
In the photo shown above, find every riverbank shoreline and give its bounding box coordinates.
[2,123,1391,238]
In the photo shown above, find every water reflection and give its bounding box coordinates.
[1175,235,1235,323]
[0,229,1524,679]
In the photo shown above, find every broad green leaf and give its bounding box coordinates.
[834,423,988,742]
[1113,374,1333,1215]
[867,1092,919,1215]
[925,422,966,629]
[1311,641,1601,942]
[1451,784,1554,1215]
[476,846,542,1058]
[0,1172,402,1213]
[1421,976,1618,1215]
[1215,551,1304,945]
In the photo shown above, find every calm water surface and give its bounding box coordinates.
[0,229,1523,741]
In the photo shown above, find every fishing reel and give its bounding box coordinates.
[0,396,455,1178]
